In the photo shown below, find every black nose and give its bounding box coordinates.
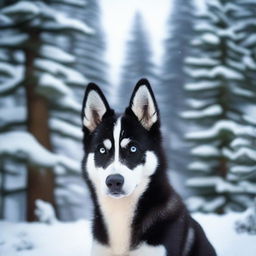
[106,174,124,193]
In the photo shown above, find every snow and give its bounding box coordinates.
[202,33,220,44]
[0,106,26,127]
[186,98,214,109]
[181,105,222,119]
[35,200,57,225]
[55,0,87,7]
[0,220,92,256]
[1,1,39,16]
[185,57,219,66]
[193,212,256,256]
[0,34,28,47]
[35,58,87,85]
[231,165,256,175]
[223,148,256,162]
[39,45,75,64]
[1,212,256,256]
[187,66,244,80]
[0,64,24,94]
[242,34,256,48]
[191,145,220,157]
[187,176,256,194]
[186,120,256,140]
[39,3,94,35]
[49,118,82,140]
[230,138,250,148]
[184,80,221,91]
[243,55,256,70]
[0,131,80,173]
[231,86,255,98]
[188,161,209,171]
[38,73,73,97]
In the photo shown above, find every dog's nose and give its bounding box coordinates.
[106,174,124,192]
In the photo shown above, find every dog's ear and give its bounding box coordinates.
[82,83,113,132]
[128,79,159,130]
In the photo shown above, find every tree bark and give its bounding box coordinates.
[24,29,55,222]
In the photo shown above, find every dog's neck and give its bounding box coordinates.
[95,178,150,255]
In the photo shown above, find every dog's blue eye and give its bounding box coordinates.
[130,146,137,153]
[99,147,106,154]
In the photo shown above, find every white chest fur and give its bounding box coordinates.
[98,194,137,255]
[96,180,149,256]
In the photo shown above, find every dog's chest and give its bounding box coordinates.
[99,195,137,255]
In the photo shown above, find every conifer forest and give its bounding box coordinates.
[0,0,256,255]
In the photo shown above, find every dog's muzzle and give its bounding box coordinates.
[105,174,124,196]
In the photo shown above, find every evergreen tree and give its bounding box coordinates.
[118,12,157,110]
[160,0,195,195]
[183,0,256,213]
[0,0,92,221]
[51,0,108,100]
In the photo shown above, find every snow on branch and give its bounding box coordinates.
[181,105,222,119]
[35,58,87,85]
[49,118,82,140]
[39,45,75,63]
[52,0,87,7]
[0,63,24,95]
[185,57,219,66]
[185,81,221,91]
[0,131,80,173]
[186,66,244,80]
[191,145,220,157]
[188,176,256,194]
[1,1,39,17]
[39,2,94,34]
[0,33,28,47]
[0,106,26,128]
[223,148,256,162]
[186,120,256,140]
[38,73,73,97]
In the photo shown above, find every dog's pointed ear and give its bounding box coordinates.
[128,79,159,130]
[82,83,113,132]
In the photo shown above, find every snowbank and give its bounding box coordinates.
[194,212,256,256]
[1,213,256,256]
[0,220,92,256]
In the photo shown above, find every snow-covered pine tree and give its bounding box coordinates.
[223,0,256,210]
[50,0,108,101]
[183,0,256,213]
[160,0,195,195]
[0,0,93,221]
[118,12,157,110]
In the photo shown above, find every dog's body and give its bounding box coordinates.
[81,79,216,256]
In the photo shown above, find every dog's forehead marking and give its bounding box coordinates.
[121,138,131,148]
[103,139,112,150]
[113,117,122,162]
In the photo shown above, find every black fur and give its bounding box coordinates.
[81,79,217,256]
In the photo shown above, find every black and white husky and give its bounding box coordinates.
[81,79,216,256]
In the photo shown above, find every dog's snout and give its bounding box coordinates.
[106,174,124,192]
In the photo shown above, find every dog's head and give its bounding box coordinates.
[82,79,162,199]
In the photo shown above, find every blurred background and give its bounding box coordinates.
[0,0,256,253]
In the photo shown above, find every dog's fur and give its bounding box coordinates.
[81,79,216,256]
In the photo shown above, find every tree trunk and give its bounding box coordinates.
[24,30,55,222]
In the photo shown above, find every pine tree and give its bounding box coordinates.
[160,0,195,193]
[0,0,92,221]
[183,0,256,213]
[118,12,157,110]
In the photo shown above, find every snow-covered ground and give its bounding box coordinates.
[0,212,255,256]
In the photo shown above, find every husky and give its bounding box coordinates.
[81,79,216,256]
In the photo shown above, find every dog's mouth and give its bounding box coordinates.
[107,191,125,198]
